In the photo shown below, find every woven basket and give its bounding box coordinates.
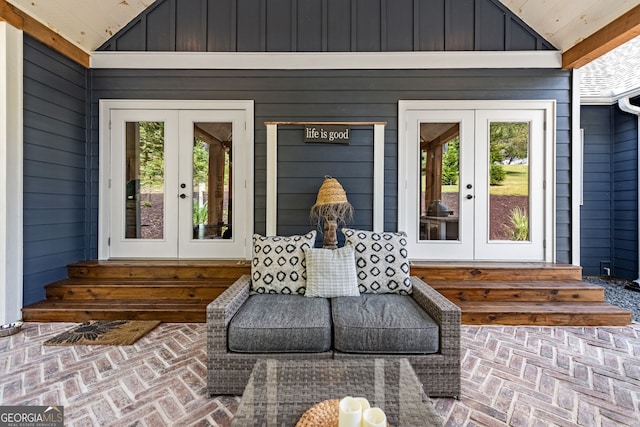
[296,399,390,427]
[296,399,339,427]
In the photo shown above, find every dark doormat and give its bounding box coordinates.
[44,320,161,346]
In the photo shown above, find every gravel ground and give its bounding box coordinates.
[584,277,640,322]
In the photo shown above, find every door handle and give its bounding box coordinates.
[466,194,473,199]
[180,194,187,199]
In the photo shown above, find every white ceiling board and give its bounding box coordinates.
[551,0,639,50]
[499,0,601,41]
[6,0,154,52]
[498,0,640,51]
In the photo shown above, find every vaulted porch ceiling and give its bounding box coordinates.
[1,0,640,69]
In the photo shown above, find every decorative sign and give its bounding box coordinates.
[304,125,350,144]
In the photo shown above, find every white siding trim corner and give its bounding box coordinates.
[98,100,110,260]
[0,22,23,323]
[373,124,385,232]
[266,124,278,236]
[571,69,582,266]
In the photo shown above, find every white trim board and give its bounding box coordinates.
[90,51,562,70]
[266,122,385,236]
[0,22,23,324]
[571,69,582,266]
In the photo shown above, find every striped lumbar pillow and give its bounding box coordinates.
[303,245,360,298]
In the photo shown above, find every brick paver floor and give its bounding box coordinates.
[1,322,639,426]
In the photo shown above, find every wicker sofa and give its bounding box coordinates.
[206,274,461,397]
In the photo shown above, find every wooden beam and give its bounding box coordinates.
[562,4,640,69]
[0,0,89,68]
[0,0,22,28]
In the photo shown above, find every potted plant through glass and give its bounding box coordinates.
[193,202,209,239]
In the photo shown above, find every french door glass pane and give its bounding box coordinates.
[192,122,233,240]
[419,123,460,241]
[124,121,165,239]
[488,122,530,241]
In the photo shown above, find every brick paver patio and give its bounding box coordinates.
[1,322,638,426]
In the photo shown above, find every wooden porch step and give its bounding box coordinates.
[455,301,632,326]
[410,262,582,281]
[45,278,231,301]
[22,299,207,323]
[427,280,604,302]
[22,260,632,326]
[66,260,251,279]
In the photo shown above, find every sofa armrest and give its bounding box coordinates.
[206,274,252,353]
[410,276,461,359]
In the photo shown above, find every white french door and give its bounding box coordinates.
[474,109,546,260]
[101,101,254,259]
[404,109,476,260]
[399,100,554,262]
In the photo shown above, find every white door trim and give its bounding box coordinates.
[99,99,254,260]
[0,22,23,324]
[398,100,556,262]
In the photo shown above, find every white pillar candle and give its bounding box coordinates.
[353,398,370,427]
[339,396,362,427]
[354,397,370,412]
[362,407,387,427]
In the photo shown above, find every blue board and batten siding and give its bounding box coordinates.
[23,36,89,304]
[581,103,639,279]
[89,68,573,263]
[97,0,554,52]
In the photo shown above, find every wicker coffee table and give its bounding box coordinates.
[231,358,443,426]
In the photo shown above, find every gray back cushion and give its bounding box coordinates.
[228,294,331,353]
[332,294,440,354]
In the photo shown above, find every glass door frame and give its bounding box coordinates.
[178,109,249,259]
[108,109,180,258]
[474,109,547,261]
[398,100,556,262]
[404,109,476,260]
[99,99,254,260]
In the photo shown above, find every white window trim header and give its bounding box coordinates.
[90,50,561,70]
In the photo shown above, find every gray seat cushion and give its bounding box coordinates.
[332,294,440,354]
[228,294,332,353]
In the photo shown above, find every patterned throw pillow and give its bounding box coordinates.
[342,228,412,295]
[303,246,360,298]
[251,231,316,295]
